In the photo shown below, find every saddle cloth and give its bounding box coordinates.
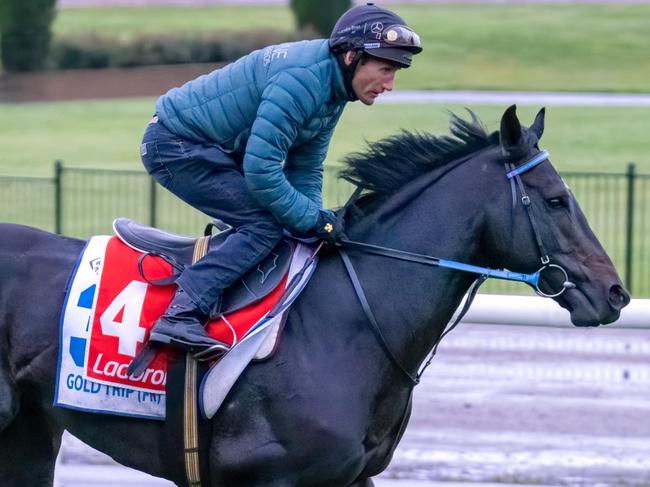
[55,234,317,420]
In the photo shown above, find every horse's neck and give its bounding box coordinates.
[342,167,485,376]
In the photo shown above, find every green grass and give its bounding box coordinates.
[397,4,650,92]
[0,99,648,177]
[0,99,151,176]
[52,4,650,93]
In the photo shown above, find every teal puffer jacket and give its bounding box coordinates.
[156,39,352,233]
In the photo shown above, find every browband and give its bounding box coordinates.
[506,150,549,179]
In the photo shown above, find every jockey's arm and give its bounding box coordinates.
[284,115,342,209]
[243,69,327,234]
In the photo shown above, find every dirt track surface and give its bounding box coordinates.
[56,323,650,486]
[3,64,650,105]
[0,64,224,103]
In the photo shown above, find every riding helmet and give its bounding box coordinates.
[329,2,422,68]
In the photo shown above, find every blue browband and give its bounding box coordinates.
[506,150,549,179]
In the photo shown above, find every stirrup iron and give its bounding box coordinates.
[193,343,229,362]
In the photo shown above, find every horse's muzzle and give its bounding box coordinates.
[608,284,631,311]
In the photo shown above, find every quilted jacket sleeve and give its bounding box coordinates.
[243,68,324,233]
[284,109,343,209]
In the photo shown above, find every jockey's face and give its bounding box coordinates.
[344,52,400,106]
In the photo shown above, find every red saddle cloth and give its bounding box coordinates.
[85,236,286,393]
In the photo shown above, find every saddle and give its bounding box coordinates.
[113,218,293,315]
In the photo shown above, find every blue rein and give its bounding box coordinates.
[436,258,541,287]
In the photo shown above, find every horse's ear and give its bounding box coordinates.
[499,105,522,151]
[530,107,545,139]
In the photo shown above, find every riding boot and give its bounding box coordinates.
[149,288,229,354]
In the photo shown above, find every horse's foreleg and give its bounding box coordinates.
[0,406,63,487]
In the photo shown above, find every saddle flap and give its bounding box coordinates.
[220,240,293,315]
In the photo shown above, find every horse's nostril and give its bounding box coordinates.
[608,285,631,310]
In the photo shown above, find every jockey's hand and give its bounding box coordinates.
[312,209,346,245]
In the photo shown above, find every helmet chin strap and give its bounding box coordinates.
[336,50,364,102]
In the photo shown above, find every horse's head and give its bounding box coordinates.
[340,106,629,328]
[483,105,630,326]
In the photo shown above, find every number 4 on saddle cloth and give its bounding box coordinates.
[55,218,318,420]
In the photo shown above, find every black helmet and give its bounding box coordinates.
[329,3,422,68]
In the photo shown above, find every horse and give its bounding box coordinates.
[0,105,630,486]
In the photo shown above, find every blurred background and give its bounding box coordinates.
[1,1,649,486]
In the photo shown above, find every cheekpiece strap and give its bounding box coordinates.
[506,150,549,179]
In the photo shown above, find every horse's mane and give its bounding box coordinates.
[339,110,499,196]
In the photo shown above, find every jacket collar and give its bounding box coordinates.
[332,52,357,102]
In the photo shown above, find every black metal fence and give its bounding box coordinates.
[1,162,648,296]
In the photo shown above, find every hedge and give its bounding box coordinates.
[1,0,57,71]
[49,30,299,70]
[290,0,351,37]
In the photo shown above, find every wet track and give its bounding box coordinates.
[55,323,650,486]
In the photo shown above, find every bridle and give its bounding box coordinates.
[505,149,575,297]
[336,149,575,385]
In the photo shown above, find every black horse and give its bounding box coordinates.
[0,106,629,486]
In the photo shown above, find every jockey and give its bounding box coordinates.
[139,3,422,355]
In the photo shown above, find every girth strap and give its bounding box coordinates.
[183,355,202,487]
[183,235,211,487]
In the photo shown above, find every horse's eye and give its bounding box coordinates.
[546,197,565,209]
